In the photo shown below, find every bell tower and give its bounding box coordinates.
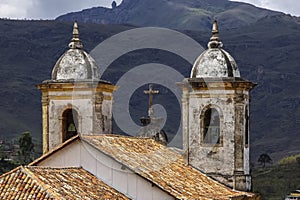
[37,22,116,154]
[180,20,256,191]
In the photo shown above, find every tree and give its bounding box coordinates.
[0,144,4,160]
[258,153,272,168]
[111,1,117,9]
[296,156,300,165]
[18,131,34,165]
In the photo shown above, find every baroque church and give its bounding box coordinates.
[0,21,259,200]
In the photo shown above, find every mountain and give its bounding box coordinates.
[0,0,299,163]
[56,0,283,31]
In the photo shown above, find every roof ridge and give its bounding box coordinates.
[82,134,155,140]
[26,166,82,170]
[21,166,61,199]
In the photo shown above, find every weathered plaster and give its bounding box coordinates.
[52,49,100,80]
[181,78,255,191]
[37,82,116,153]
[191,48,240,78]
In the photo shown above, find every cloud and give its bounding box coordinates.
[265,1,300,16]
[0,0,123,19]
[0,0,32,19]
[28,0,111,19]
[232,0,300,16]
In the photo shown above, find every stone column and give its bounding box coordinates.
[41,90,49,154]
[178,81,190,165]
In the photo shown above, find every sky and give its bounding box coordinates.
[232,0,300,16]
[0,0,299,19]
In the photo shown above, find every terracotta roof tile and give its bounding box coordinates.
[82,135,258,200]
[0,166,130,200]
[0,166,52,200]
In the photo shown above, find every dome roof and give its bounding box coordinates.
[52,22,100,80]
[190,20,240,78]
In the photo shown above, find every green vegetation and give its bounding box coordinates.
[0,131,40,175]
[279,153,300,165]
[17,131,35,165]
[0,141,17,174]
[253,158,300,200]
[0,159,18,175]
[186,7,211,16]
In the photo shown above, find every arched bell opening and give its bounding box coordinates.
[203,108,220,144]
[62,109,79,142]
[200,105,223,146]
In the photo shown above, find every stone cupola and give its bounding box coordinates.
[190,20,240,78]
[52,21,100,80]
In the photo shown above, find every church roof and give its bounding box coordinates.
[26,134,258,199]
[0,166,130,200]
[81,135,257,200]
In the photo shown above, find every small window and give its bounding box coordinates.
[203,108,220,144]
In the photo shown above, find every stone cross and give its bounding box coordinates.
[144,84,159,118]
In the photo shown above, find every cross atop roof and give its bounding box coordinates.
[144,84,159,118]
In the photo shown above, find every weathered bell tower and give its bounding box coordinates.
[180,20,256,191]
[37,22,116,154]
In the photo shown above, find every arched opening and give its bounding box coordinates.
[62,109,78,142]
[203,108,220,144]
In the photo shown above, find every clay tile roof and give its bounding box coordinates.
[82,135,258,200]
[0,166,130,200]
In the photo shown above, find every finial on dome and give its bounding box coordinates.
[212,19,219,34]
[208,20,223,49]
[69,21,83,49]
[73,21,79,37]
